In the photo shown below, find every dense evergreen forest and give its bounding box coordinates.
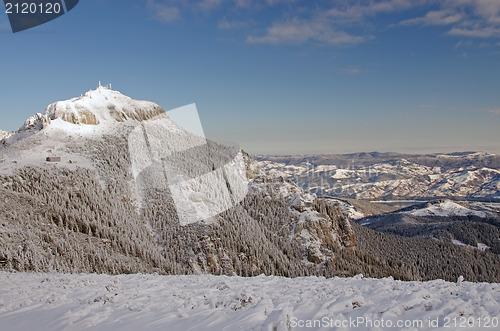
[1,134,499,282]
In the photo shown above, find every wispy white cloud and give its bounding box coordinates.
[144,0,226,23]
[489,108,500,115]
[325,0,419,23]
[320,0,416,43]
[233,0,252,8]
[218,18,248,30]
[449,26,500,38]
[341,67,362,74]
[198,0,224,11]
[454,40,474,49]
[264,0,300,5]
[470,0,500,24]
[144,0,500,45]
[146,0,180,23]
[398,10,463,26]
[246,18,368,46]
[245,0,435,47]
[419,104,437,109]
[396,0,500,39]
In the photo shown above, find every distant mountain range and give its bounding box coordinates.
[257,153,500,267]
[255,152,500,201]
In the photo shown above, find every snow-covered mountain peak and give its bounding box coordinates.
[43,86,167,126]
[0,87,189,175]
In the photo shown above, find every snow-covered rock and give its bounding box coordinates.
[326,198,366,220]
[0,86,178,149]
[0,129,10,141]
[44,85,166,125]
[18,112,51,132]
[249,173,355,264]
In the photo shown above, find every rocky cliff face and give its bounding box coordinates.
[249,173,356,265]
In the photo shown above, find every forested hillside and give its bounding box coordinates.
[1,87,499,283]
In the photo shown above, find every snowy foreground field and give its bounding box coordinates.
[1,272,499,331]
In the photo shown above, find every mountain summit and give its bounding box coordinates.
[2,85,169,140]
[44,85,166,126]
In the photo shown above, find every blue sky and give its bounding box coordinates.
[1,0,499,154]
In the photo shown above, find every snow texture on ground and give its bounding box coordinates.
[0,272,498,330]
[403,200,489,218]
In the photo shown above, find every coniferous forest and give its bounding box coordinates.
[1,132,499,282]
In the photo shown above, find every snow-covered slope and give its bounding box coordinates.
[402,199,491,218]
[356,199,500,255]
[1,272,498,331]
[0,86,180,176]
[0,130,10,141]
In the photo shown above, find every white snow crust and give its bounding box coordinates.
[0,272,498,331]
[0,130,10,141]
[403,200,489,218]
